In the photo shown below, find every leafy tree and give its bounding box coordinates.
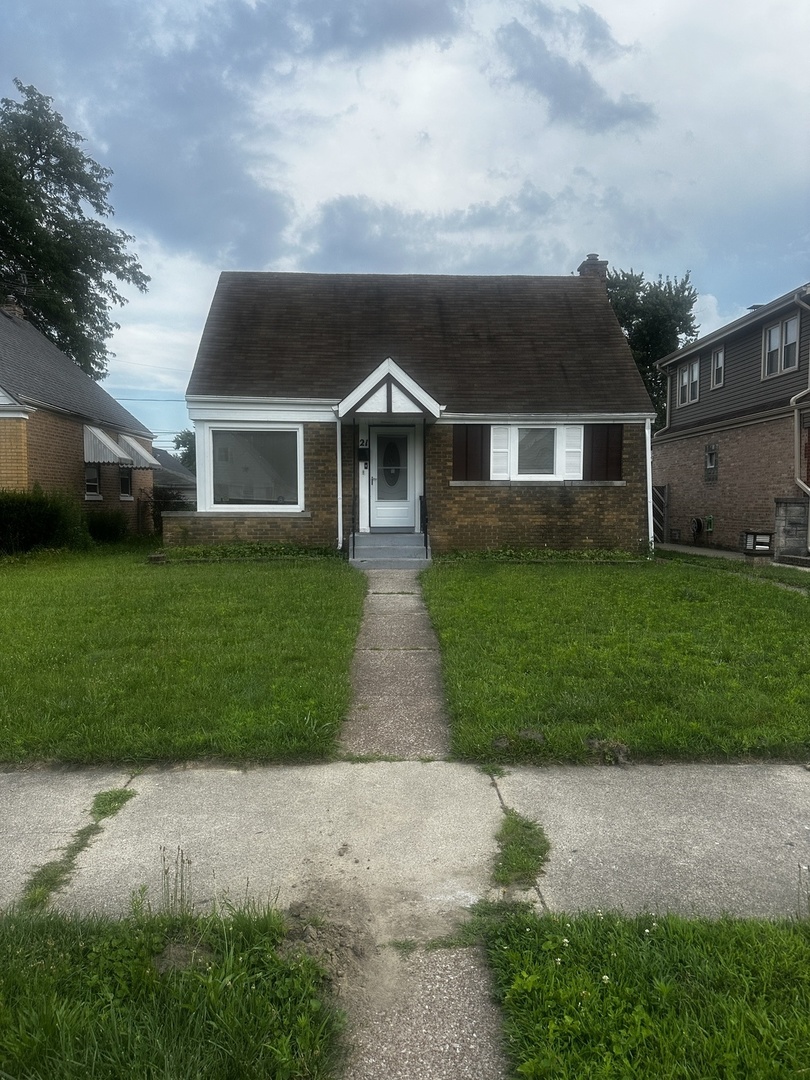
[0,79,148,378]
[173,430,196,472]
[607,268,698,428]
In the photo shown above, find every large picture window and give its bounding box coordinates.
[212,428,301,507]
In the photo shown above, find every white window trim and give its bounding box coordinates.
[711,347,724,389]
[677,359,699,406]
[199,422,305,513]
[762,315,799,378]
[490,424,583,481]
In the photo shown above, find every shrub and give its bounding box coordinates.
[0,489,90,554]
[86,509,130,543]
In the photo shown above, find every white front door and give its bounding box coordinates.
[370,427,415,528]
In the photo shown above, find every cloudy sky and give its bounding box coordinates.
[3,0,808,447]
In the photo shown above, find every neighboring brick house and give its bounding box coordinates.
[653,282,810,560]
[0,299,159,531]
[167,259,656,559]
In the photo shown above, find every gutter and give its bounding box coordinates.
[645,418,654,553]
[335,414,343,551]
[790,289,810,552]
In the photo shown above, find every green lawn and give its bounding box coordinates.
[0,550,366,763]
[483,908,810,1079]
[0,908,341,1080]
[421,560,810,763]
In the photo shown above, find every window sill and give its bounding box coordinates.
[172,509,312,517]
[450,480,626,488]
[120,495,134,502]
[84,494,103,501]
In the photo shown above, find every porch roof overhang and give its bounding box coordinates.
[336,358,444,420]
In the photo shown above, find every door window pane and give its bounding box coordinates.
[376,435,408,501]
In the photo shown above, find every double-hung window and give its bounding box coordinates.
[678,360,699,406]
[711,347,724,389]
[84,464,101,498]
[763,316,798,377]
[490,425,583,481]
[210,427,303,510]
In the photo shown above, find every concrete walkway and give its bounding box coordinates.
[340,570,449,759]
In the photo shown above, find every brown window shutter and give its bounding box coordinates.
[583,424,623,481]
[452,425,491,480]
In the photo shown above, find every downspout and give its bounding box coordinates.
[645,418,654,554]
[335,413,343,551]
[790,289,810,552]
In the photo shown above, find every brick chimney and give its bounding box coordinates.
[1,295,26,318]
[577,253,608,285]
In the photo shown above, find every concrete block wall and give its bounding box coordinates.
[425,424,649,553]
[652,415,803,551]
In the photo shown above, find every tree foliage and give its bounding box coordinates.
[0,79,148,378]
[173,430,196,471]
[607,268,699,428]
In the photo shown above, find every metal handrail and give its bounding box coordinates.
[420,495,428,557]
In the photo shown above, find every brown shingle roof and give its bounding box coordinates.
[187,272,654,415]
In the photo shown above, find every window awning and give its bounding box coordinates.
[118,433,161,468]
[84,426,131,464]
[83,427,160,468]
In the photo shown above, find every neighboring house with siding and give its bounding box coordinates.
[0,298,159,531]
[653,282,810,560]
[166,258,656,560]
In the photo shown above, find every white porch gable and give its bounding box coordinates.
[337,357,444,419]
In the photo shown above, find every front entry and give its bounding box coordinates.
[370,427,415,528]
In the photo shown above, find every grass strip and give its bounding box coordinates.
[0,550,366,763]
[20,788,137,912]
[421,560,810,763]
[0,907,340,1079]
[493,809,550,888]
[482,909,810,1078]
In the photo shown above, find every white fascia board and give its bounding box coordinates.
[337,357,443,418]
[438,412,656,424]
[0,382,30,417]
[186,396,337,423]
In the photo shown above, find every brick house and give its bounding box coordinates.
[166,259,655,560]
[0,299,159,531]
[653,282,810,560]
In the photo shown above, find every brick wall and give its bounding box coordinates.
[0,418,29,489]
[652,415,806,550]
[25,410,153,532]
[164,424,340,547]
[425,424,649,553]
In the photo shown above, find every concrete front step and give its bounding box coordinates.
[351,557,431,569]
[349,532,430,568]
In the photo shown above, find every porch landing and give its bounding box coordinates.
[348,531,431,570]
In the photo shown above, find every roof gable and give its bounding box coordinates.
[187,272,654,417]
[337,357,443,418]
